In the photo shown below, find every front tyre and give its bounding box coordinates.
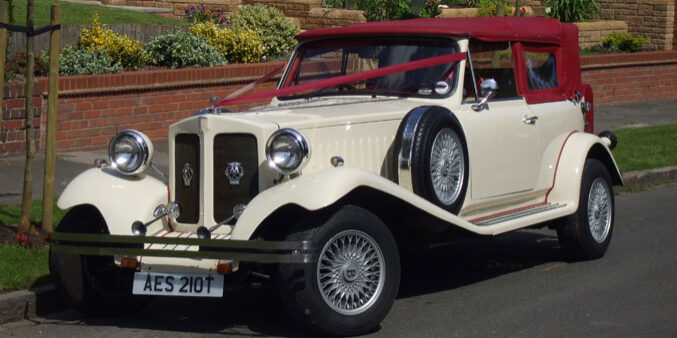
[557,159,615,261]
[49,205,150,315]
[277,205,400,336]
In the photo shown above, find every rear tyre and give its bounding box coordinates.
[49,205,150,316]
[277,205,400,336]
[556,159,615,261]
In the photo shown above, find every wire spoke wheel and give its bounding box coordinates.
[317,230,386,315]
[429,128,465,205]
[587,177,612,243]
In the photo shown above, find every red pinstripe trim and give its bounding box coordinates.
[469,202,547,223]
[167,187,174,231]
[139,230,173,265]
[545,131,577,203]
[468,131,577,223]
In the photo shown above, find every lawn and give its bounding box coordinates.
[0,244,50,293]
[612,124,677,172]
[11,0,184,26]
[0,199,67,228]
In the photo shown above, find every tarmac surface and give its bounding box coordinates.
[0,100,675,206]
[1,184,676,336]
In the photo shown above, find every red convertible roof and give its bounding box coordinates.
[297,17,573,46]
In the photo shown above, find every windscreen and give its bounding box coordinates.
[280,37,460,99]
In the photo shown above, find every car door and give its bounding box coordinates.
[461,41,542,200]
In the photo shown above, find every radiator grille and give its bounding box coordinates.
[174,134,200,224]
[213,134,259,222]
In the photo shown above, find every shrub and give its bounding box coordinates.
[544,0,598,22]
[227,4,299,59]
[59,46,123,76]
[4,51,49,81]
[190,22,264,63]
[145,30,227,69]
[353,0,442,21]
[475,0,512,17]
[602,32,647,53]
[78,12,145,69]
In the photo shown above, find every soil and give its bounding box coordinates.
[0,224,50,248]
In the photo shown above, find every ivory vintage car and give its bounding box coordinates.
[50,17,622,336]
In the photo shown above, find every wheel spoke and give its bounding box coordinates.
[429,128,464,205]
[588,178,612,243]
[317,230,385,315]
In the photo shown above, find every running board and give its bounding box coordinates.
[471,203,567,226]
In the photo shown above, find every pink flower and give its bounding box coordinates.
[520,7,526,14]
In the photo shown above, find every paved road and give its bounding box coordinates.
[1,185,675,337]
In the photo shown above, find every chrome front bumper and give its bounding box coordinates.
[50,232,315,264]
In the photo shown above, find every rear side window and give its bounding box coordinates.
[524,51,558,90]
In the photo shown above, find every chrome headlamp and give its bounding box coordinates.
[266,128,310,175]
[108,130,153,176]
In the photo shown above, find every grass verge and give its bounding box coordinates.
[0,245,50,293]
[12,0,183,26]
[612,124,677,172]
[0,199,67,228]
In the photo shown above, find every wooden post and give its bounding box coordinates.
[0,1,8,141]
[496,0,506,16]
[515,0,521,16]
[41,4,60,233]
[17,0,35,235]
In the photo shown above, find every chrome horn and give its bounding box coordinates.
[130,202,181,236]
[196,204,246,239]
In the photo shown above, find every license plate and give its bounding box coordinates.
[132,272,224,297]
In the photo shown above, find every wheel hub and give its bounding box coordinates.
[342,262,359,282]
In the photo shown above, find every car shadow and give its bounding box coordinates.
[37,229,563,337]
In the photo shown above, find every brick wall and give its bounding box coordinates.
[581,50,677,105]
[2,51,677,155]
[1,62,283,154]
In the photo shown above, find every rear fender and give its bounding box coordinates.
[547,132,623,209]
[57,168,168,235]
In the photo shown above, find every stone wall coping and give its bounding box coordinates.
[580,50,677,69]
[308,7,365,20]
[575,20,629,31]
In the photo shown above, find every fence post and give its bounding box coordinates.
[0,1,8,142]
[41,4,60,233]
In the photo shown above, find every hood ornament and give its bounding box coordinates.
[226,162,244,185]
[182,163,194,187]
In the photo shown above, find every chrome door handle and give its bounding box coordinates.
[522,115,538,125]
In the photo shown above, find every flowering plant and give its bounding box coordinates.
[183,4,228,25]
[16,234,29,248]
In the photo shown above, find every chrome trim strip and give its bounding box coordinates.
[397,108,427,191]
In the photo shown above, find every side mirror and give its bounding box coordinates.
[472,78,499,111]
